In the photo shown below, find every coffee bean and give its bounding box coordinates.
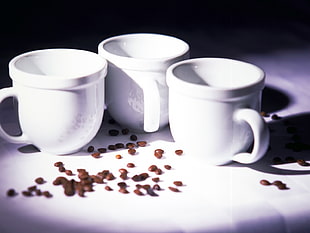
[152,177,160,183]
[260,179,271,185]
[271,114,282,120]
[130,134,138,141]
[155,168,163,175]
[121,128,130,135]
[117,182,127,188]
[272,180,283,186]
[297,159,310,166]
[65,170,74,176]
[164,165,172,170]
[260,111,269,117]
[119,168,128,174]
[59,166,66,172]
[28,185,37,192]
[105,186,113,191]
[91,152,101,158]
[127,163,135,168]
[132,173,149,182]
[7,189,17,197]
[168,187,180,192]
[35,177,45,184]
[119,188,129,194]
[175,150,183,155]
[54,161,63,167]
[173,181,183,186]
[115,143,125,149]
[148,165,158,172]
[87,146,95,152]
[134,189,144,196]
[106,173,116,181]
[126,143,136,149]
[63,179,75,196]
[128,148,136,155]
[277,183,288,190]
[42,191,53,198]
[115,154,122,159]
[98,148,107,153]
[108,145,116,150]
[137,141,147,147]
[154,149,164,159]
[22,191,33,197]
[120,173,128,180]
[53,176,67,185]
[109,129,119,136]
[153,184,161,191]
[35,189,42,196]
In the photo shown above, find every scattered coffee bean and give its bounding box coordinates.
[105,186,113,191]
[128,148,136,155]
[7,189,17,197]
[260,179,271,185]
[109,129,120,136]
[127,163,135,168]
[65,170,74,176]
[175,150,183,155]
[132,173,149,182]
[59,166,66,172]
[152,177,160,183]
[119,188,129,194]
[108,145,116,150]
[98,148,107,153]
[35,189,42,196]
[87,146,95,153]
[168,187,180,192]
[22,191,33,197]
[148,165,158,172]
[137,141,147,147]
[173,181,183,186]
[106,172,116,181]
[153,184,161,191]
[121,128,130,135]
[120,173,128,180]
[35,177,45,184]
[164,165,172,170]
[115,143,125,149]
[297,159,310,166]
[119,168,128,174]
[155,168,163,175]
[91,152,101,158]
[130,134,138,141]
[28,185,37,192]
[115,154,122,159]
[117,182,127,188]
[54,161,63,167]
[134,189,144,196]
[154,149,164,159]
[260,111,270,117]
[63,179,76,196]
[42,191,53,198]
[271,114,282,120]
[126,142,136,149]
[53,176,67,185]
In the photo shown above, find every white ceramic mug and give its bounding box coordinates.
[167,58,270,165]
[98,33,189,132]
[0,49,107,154]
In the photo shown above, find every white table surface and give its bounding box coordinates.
[1,26,310,233]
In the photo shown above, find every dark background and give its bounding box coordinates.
[1,0,310,87]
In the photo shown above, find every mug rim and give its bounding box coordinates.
[9,48,107,89]
[166,57,265,100]
[98,33,190,71]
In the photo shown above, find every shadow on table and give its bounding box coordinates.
[231,112,310,175]
[262,85,291,114]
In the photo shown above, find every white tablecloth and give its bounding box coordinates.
[1,26,310,233]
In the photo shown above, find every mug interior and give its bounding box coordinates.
[172,58,264,89]
[102,33,189,59]
[13,49,105,78]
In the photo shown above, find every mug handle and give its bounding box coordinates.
[142,79,161,132]
[232,108,270,164]
[0,87,29,143]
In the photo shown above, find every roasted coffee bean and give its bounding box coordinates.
[108,145,117,150]
[271,114,282,120]
[148,165,158,172]
[134,189,144,196]
[297,159,310,166]
[260,111,269,117]
[168,187,180,192]
[120,173,128,180]
[154,153,163,159]
[91,152,101,158]
[142,184,151,190]
[98,148,107,153]
[54,161,63,167]
[53,176,68,185]
[42,191,53,198]
[154,149,164,159]
[175,150,183,155]
[65,170,74,176]
[130,134,138,141]
[155,149,164,154]
[35,177,45,184]
[87,146,95,152]
[28,185,37,192]
[22,191,33,197]
[277,183,288,190]
[272,180,283,186]
[109,129,119,136]
[153,184,161,191]
[127,162,135,168]
[128,148,136,155]
[115,143,125,149]
[132,173,149,182]
[105,186,113,191]
[121,128,129,135]
[119,188,129,194]
[152,177,160,183]
[173,181,183,186]
[59,166,66,172]
[146,187,158,196]
[126,142,136,149]
[119,168,128,174]
[115,154,122,159]
[164,165,172,170]
[137,141,147,147]
[155,168,163,175]
[7,189,17,197]
[92,175,104,184]
[260,179,271,185]
[117,182,127,188]
[136,184,143,189]
[106,172,116,181]
[63,179,75,196]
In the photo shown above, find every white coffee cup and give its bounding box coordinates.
[98,33,189,132]
[0,48,107,154]
[167,58,270,165]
